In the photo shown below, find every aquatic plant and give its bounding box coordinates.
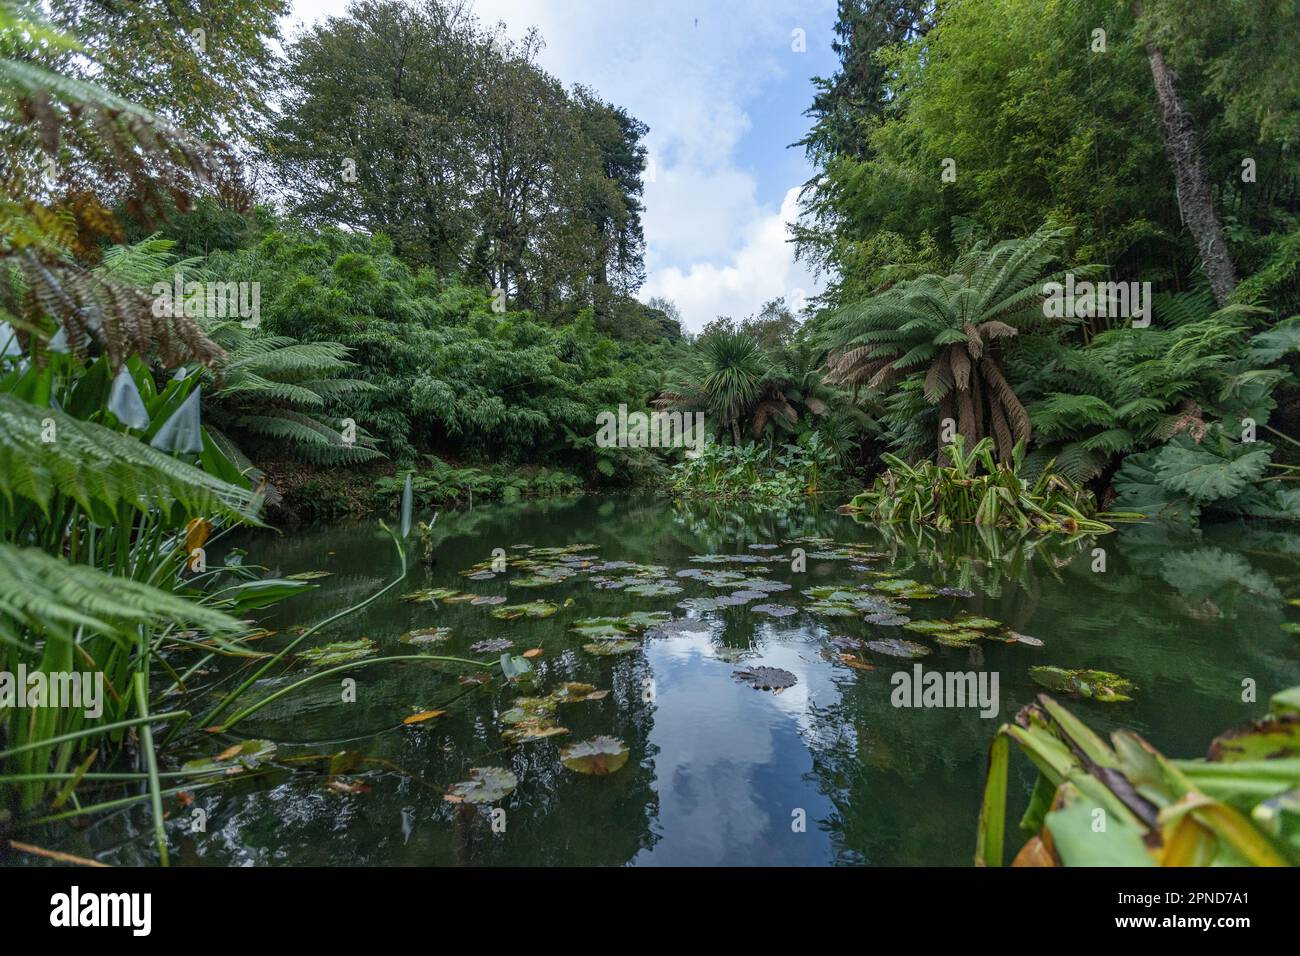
[976,686,1300,866]
[842,435,1129,533]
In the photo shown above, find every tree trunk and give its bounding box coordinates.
[1133,0,1237,306]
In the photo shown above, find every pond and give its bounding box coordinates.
[58,496,1300,865]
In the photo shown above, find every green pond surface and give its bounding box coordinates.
[63,496,1300,865]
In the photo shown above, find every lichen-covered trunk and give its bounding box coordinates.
[1134,0,1237,306]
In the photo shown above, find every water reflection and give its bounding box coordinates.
[41,496,1300,865]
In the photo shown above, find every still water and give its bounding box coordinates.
[72,496,1300,865]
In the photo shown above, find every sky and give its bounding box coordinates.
[287,0,840,332]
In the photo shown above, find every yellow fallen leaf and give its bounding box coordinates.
[216,743,243,761]
[403,710,446,725]
[522,648,543,658]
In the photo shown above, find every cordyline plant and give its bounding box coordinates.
[841,435,1131,533]
[976,686,1300,867]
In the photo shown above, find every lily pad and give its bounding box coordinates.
[469,638,514,653]
[583,640,639,656]
[491,601,559,621]
[733,666,798,691]
[561,736,630,775]
[401,587,462,604]
[299,638,376,666]
[401,626,452,646]
[864,638,931,659]
[1029,666,1136,702]
[470,595,508,606]
[752,604,797,617]
[445,766,518,804]
[182,739,276,776]
[570,618,633,639]
[625,581,683,597]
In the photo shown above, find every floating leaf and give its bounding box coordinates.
[491,601,559,620]
[1029,666,1136,702]
[500,654,533,679]
[752,604,797,617]
[182,739,276,776]
[733,666,798,691]
[624,581,683,597]
[286,570,332,581]
[839,655,875,671]
[583,640,638,656]
[470,638,513,653]
[864,638,931,659]
[299,638,376,666]
[400,627,451,646]
[522,648,543,658]
[402,587,462,604]
[445,767,518,804]
[1006,631,1044,646]
[561,736,630,775]
[404,710,445,725]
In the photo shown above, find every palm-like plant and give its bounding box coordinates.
[655,328,772,443]
[96,236,383,470]
[822,222,1081,461]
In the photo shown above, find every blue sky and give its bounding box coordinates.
[289,0,840,331]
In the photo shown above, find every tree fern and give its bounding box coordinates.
[0,393,259,523]
[0,543,243,651]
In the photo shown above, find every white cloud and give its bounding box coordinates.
[643,187,821,330]
[291,0,826,332]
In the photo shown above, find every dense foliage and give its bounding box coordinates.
[804,0,1300,523]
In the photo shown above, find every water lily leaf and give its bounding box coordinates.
[491,601,559,620]
[571,620,631,639]
[445,767,517,804]
[1006,631,1044,646]
[677,597,720,612]
[502,721,569,743]
[807,601,858,618]
[500,653,533,679]
[730,589,767,602]
[733,666,797,691]
[471,595,508,606]
[400,627,451,646]
[299,638,376,666]
[625,611,673,628]
[470,638,513,653]
[404,710,445,725]
[752,604,797,617]
[934,630,986,647]
[561,736,630,775]
[583,640,639,656]
[553,682,609,703]
[936,586,976,598]
[864,612,910,626]
[401,587,462,604]
[625,581,684,597]
[1029,666,1135,702]
[864,638,931,659]
[182,739,276,775]
[511,575,565,587]
[500,696,557,723]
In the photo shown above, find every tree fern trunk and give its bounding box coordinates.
[1133,0,1237,306]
